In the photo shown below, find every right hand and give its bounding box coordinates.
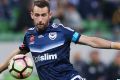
[0,64,6,74]
[0,64,2,73]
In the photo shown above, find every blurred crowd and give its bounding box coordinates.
[72,50,120,80]
[0,0,120,40]
[0,0,33,32]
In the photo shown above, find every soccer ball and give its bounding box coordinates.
[8,54,33,79]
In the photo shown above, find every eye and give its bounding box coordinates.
[35,13,40,17]
[41,13,47,17]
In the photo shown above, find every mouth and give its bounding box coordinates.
[38,23,43,25]
[36,24,45,28]
[36,24,44,27]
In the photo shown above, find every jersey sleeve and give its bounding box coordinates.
[19,33,30,52]
[59,24,81,43]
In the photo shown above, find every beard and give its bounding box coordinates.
[35,22,48,33]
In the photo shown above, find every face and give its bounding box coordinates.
[31,6,52,32]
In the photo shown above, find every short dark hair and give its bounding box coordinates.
[32,0,50,12]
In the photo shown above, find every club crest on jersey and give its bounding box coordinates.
[49,32,57,40]
[29,35,35,44]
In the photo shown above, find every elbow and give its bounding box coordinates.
[90,44,99,48]
[89,37,101,48]
[90,43,107,49]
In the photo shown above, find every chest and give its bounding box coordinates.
[27,32,65,51]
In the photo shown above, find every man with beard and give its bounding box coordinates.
[1,0,120,80]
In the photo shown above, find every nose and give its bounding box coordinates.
[38,16,43,22]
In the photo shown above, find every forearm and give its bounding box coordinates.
[88,37,120,49]
[90,37,112,49]
[90,37,120,49]
[78,35,112,49]
[0,48,21,73]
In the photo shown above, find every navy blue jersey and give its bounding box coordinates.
[19,23,83,80]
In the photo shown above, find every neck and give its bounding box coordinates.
[36,23,49,34]
[36,27,46,34]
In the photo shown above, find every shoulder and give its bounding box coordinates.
[51,23,65,29]
[51,23,74,32]
[51,23,59,28]
[28,27,35,31]
[25,27,35,35]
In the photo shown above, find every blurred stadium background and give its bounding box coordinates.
[0,0,120,80]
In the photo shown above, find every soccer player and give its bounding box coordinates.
[0,0,120,80]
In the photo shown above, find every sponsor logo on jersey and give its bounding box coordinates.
[33,53,57,63]
[20,44,25,49]
[49,32,57,40]
[30,35,35,44]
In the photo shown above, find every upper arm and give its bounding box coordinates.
[78,35,111,48]
[19,32,30,52]
[59,24,81,43]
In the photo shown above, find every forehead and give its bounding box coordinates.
[33,6,49,13]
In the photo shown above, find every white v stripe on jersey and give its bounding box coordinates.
[30,41,64,53]
[71,75,85,80]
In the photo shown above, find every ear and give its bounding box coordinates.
[31,12,34,19]
[49,12,52,19]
